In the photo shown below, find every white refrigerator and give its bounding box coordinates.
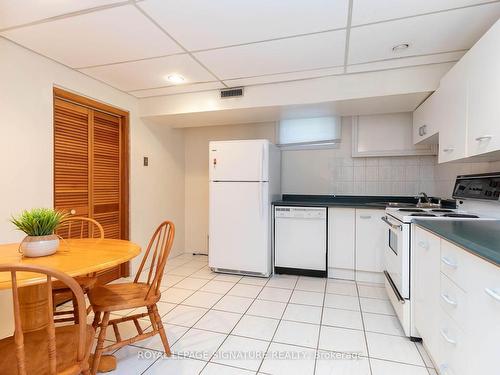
[208,139,281,277]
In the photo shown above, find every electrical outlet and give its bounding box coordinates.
[143,156,149,166]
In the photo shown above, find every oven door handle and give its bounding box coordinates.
[384,271,405,304]
[381,216,402,231]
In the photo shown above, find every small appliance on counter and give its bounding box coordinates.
[382,172,500,339]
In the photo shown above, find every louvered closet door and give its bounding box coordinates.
[92,111,121,239]
[54,99,91,237]
[54,100,123,239]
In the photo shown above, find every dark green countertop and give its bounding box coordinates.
[414,220,500,267]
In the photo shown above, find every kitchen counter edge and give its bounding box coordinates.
[414,220,500,267]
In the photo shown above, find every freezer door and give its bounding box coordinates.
[209,140,269,181]
[209,181,270,275]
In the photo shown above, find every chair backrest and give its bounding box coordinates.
[0,264,88,375]
[134,221,175,299]
[56,216,104,239]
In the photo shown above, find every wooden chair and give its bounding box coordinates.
[53,217,104,323]
[0,264,94,374]
[89,221,175,375]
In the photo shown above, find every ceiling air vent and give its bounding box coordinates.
[220,87,243,98]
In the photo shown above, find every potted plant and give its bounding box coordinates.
[11,208,67,257]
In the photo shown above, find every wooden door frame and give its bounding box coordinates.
[53,87,130,276]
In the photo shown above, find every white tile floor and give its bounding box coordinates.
[95,253,436,375]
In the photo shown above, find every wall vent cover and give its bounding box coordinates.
[220,87,243,98]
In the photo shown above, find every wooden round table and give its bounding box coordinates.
[0,238,141,373]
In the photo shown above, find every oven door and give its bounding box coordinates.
[381,215,409,299]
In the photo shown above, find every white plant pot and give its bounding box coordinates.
[20,234,60,258]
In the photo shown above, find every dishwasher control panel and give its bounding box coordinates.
[275,206,326,219]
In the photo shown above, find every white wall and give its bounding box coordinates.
[183,122,275,253]
[282,117,437,196]
[0,38,185,336]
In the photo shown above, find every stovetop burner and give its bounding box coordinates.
[410,213,437,217]
[399,209,424,212]
[431,209,454,212]
[442,213,480,218]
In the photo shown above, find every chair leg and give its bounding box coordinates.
[72,294,79,324]
[152,304,171,356]
[91,312,110,375]
[147,306,158,331]
[92,311,101,330]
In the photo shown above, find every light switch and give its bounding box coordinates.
[143,156,149,166]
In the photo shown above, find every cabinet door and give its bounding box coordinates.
[438,59,468,163]
[467,21,500,156]
[355,209,385,273]
[464,254,500,375]
[413,227,441,356]
[413,91,440,144]
[328,208,355,276]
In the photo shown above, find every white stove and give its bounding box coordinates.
[385,207,488,224]
[381,173,500,339]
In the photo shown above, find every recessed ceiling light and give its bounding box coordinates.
[392,43,410,52]
[166,73,185,84]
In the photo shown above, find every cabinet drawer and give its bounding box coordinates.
[437,313,467,375]
[440,241,468,291]
[440,273,467,329]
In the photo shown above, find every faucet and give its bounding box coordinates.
[419,192,430,203]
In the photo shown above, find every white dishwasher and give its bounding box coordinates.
[274,206,327,277]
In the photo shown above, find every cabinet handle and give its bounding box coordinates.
[441,293,457,306]
[440,329,457,345]
[418,240,429,250]
[421,124,427,136]
[441,256,457,269]
[484,288,500,302]
[359,215,372,219]
[475,135,492,142]
[442,148,455,153]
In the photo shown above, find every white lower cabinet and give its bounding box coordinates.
[414,226,500,375]
[355,209,386,282]
[327,207,385,281]
[463,254,500,375]
[414,227,441,357]
[328,207,355,279]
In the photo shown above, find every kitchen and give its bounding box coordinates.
[0,1,499,375]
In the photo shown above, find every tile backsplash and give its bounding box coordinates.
[281,120,438,196]
[281,119,500,198]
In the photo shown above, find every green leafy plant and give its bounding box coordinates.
[10,208,68,236]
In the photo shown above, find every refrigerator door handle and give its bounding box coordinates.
[259,181,263,218]
[259,144,264,218]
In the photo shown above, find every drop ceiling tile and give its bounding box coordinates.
[80,54,216,91]
[1,5,182,68]
[138,0,349,50]
[0,0,124,30]
[346,51,465,73]
[223,66,344,87]
[129,82,224,97]
[348,3,500,64]
[351,0,493,26]
[194,30,346,80]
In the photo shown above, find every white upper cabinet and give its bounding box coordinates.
[437,57,469,163]
[353,113,437,157]
[413,89,441,144]
[412,19,500,163]
[467,20,500,157]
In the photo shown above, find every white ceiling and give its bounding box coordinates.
[1,0,499,98]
